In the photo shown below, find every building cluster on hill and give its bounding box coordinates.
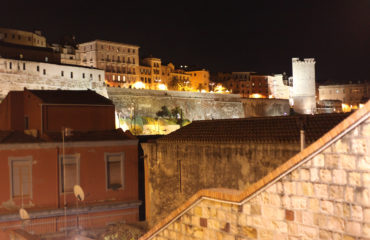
[1,27,368,114]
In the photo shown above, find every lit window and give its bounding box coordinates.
[10,157,32,198]
[60,155,79,193]
[118,76,121,81]
[105,153,124,190]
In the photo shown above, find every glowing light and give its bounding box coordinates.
[342,103,351,112]
[359,104,365,109]
[249,93,265,98]
[213,84,229,93]
[200,89,206,93]
[133,81,145,89]
[158,84,167,90]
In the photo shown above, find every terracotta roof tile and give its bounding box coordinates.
[28,89,113,105]
[43,129,137,142]
[158,113,350,143]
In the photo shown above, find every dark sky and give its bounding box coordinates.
[2,0,370,83]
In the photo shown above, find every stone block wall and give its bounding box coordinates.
[143,109,370,239]
[241,98,290,117]
[108,88,244,121]
[143,141,301,227]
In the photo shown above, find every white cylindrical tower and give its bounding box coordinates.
[291,58,316,114]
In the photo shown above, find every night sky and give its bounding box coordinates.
[2,0,369,83]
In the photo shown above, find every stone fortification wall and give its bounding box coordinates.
[242,98,290,117]
[107,88,244,121]
[142,104,370,240]
[143,141,301,226]
[0,57,107,100]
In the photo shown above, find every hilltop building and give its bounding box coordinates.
[319,81,370,112]
[0,27,46,48]
[77,40,140,88]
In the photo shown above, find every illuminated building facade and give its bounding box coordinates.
[186,69,210,92]
[78,40,139,88]
[318,82,370,112]
[213,72,269,98]
[0,27,46,48]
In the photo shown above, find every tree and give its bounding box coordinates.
[156,106,171,118]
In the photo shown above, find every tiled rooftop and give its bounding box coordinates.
[28,89,113,105]
[158,113,351,143]
[0,129,136,144]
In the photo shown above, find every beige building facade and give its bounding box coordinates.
[319,83,370,111]
[0,28,46,48]
[78,40,139,88]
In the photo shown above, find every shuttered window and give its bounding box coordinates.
[10,158,32,198]
[106,153,124,190]
[60,155,79,193]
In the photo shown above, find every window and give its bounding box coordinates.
[9,62,12,69]
[90,73,93,80]
[61,71,64,77]
[43,69,46,75]
[24,116,29,129]
[98,74,101,81]
[10,157,32,198]
[23,63,26,70]
[82,73,85,79]
[71,72,73,79]
[60,155,79,193]
[105,153,124,190]
[37,66,40,72]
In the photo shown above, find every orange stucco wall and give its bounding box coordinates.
[42,105,115,132]
[0,142,138,214]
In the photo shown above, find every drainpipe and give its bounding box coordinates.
[300,129,305,151]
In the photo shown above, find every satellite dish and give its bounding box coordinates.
[19,208,30,220]
[73,185,85,201]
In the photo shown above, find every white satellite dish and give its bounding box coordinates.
[19,208,30,220]
[73,185,85,201]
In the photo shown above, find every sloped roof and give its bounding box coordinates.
[0,131,44,143]
[158,113,350,143]
[0,129,136,144]
[43,129,136,142]
[28,89,113,105]
[140,101,370,240]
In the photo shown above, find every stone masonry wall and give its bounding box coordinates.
[143,141,301,227]
[242,98,290,117]
[108,88,244,121]
[0,58,107,99]
[148,115,370,239]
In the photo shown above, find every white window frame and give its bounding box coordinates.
[59,154,80,193]
[9,156,33,199]
[105,152,125,191]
